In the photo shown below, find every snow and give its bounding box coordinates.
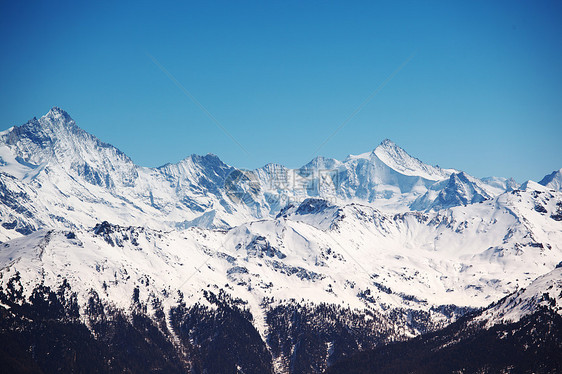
[373,139,456,181]
[0,108,524,242]
[1,182,561,338]
[476,266,562,328]
[0,107,561,336]
[539,168,562,191]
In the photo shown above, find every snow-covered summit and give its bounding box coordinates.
[539,168,562,191]
[0,107,137,188]
[373,139,455,181]
[411,171,499,211]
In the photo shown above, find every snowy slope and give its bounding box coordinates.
[327,265,562,374]
[373,139,455,180]
[1,182,561,338]
[481,176,519,192]
[539,168,562,191]
[411,171,504,211]
[475,265,562,328]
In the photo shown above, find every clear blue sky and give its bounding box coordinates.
[1,1,561,182]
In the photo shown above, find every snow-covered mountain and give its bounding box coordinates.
[540,168,562,191]
[0,108,561,373]
[8,180,562,311]
[410,171,501,210]
[1,181,561,372]
[328,266,562,373]
[0,107,521,242]
[475,264,562,328]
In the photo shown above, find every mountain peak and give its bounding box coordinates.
[539,168,562,191]
[373,139,454,181]
[45,106,72,122]
[47,106,67,115]
[3,108,74,147]
[31,107,76,133]
[375,138,403,154]
[379,138,396,147]
[0,108,137,189]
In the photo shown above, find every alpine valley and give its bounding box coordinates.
[1,108,561,373]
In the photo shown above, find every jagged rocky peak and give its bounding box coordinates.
[410,170,493,211]
[187,152,225,165]
[539,168,562,191]
[158,153,230,177]
[295,198,335,215]
[437,172,491,205]
[450,171,489,192]
[13,107,78,137]
[3,107,114,156]
[0,107,138,189]
[46,106,72,121]
[158,153,234,190]
[376,138,402,153]
[3,107,71,147]
[449,171,471,183]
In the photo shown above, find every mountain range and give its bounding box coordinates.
[0,108,561,373]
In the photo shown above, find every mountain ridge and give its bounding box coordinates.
[3,108,560,242]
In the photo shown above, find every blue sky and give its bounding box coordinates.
[0,1,561,182]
